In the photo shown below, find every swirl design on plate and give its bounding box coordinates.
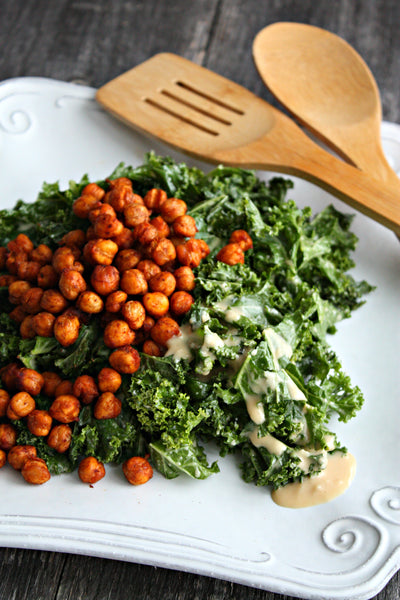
[370,486,400,525]
[0,92,38,134]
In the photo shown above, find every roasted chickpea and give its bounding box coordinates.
[94,392,122,420]
[176,241,202,268]
[120,268,148,295]
[47,424,72,453]
[8,445,37,470]
[150,215,170,238]
[8,280,31,305]
[133,222,159,246]
[42,371,63,397]
[60,229,86,248]
[26,409,53,436]
[8,233,34,254]
[73,375,99,405]
[109,345,141,374]
[114,249,142,272]
[106,186,137,213]
[0,274,18,286]
[97,368,122,393]
[170,291,194,316]
[103,320,135,349]
[0,449,5,469]
[16,368,44,396]
[91,265,120,296]
[0,363,21,391]
[6,249,28,275]
[142,292,169,318]
[8,391,35,418]
[123,203,150,228]
[171,214,198,238]
[0,423,16,450]
[49,394,80,423]
[229,229,253,251]
[37,264,58,289]
[52,246,77,273]
[21,457,51,484]
[40,289,69,314]
[32,311,56,337]
[150,316,180,346]
[111,227,135,250]
[78,456,105,484]
[54,380,74,397]
[8,305,27,324]
[136,260,161,282]
[216,242,245,265]
[149,271,176,296]
[0,389,10,417]
[142,315,155,335]
[17,260,41,282]
[151,238,176,266]
[174,266,195,291]
[143,188,167,211]
[121,300,146,330]
[123,456,153,485]
[83,238,119,266]
[82,182,106,201]
[29,243,53,265]
[20,287,44,314]
[105,290,127,313]
[93,213,124,239]
[73,194,101,218]
[76,290,104,314]
[58,268,87,301]
[160,197,187,223]
[142,339,163,357]
[54,313,80,347]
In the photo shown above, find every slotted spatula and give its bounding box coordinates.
[96,53,400,234]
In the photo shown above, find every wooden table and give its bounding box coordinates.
[0,1,399,599]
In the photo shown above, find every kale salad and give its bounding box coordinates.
[0,153,373,491]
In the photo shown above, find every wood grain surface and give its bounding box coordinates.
[0,1,399,599]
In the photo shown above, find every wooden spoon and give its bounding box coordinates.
[96,53,400,234]
[253,22,400,191]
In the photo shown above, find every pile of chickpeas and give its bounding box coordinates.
[0,175,252,485]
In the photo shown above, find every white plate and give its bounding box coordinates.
[0,77,399,600]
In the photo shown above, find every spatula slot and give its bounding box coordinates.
[144,98,219,136]
[160,90,232,125]
[175,81,245,115]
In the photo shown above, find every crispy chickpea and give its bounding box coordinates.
[120,268,148,295]
[93,213,124,239]
[0,449,6,469]
[0,274,17,286]
[16,368,44,396]
[73,194,101,218]
[174,266,195,291]
[21,457,51,484]
[8,233,34,254]
[47,424,72,453]
[6,249,28,275]
[143,188,167,211]
[91,265,120,296]
[8,280,31,305]
[89,201,115,222]
[142,292,169,318]
[1,363,21,391]
[78,456,105,484]
[151,238,176,266]
[8,445,37,470]
[76,290,104,314]
[104,290,127,313]
[20,287,44,314]
[137,259,161,281]
[176,241,202,268]
[216,242,245,265]
[37,264,58,289]
[54,313,80,347]
[8,391,35,418]
[20,314,36,339]
[111,227,135,250]
[160,197,187,223]
[83,238,119,266]
[150,215,170,238]
[171,215,198,238]
[58,268,87,301]
[149,271,176,296]
[60,229,86,248]
[123,203,150,228]
[142,339,163,357]
[73,375,99,405]
[0,423,16,450]
[103,320,135,349]
[229,229,253,251]
[82,182,105,201]
[142,315,155,335]
[52,246,77,273]
[109,345,141,374]
[32,311,56,337]
[42,371,62,397]
[17,260,41,282]
[26,409,52,436]
[29,243,53,265]
[40,289,69,314]
[8,305,27,324]
[123,456,153,485]
[121,300,146,330]
[94,392,122,420]
[49,394,80,423]
[170,291,194,316]
[114,249,142,272]
[97,367,122,393]
[133,222,159,246]
[55,380,74,397]
[106,186,137,213]
[0,389,10,417]
[150,316,180,346]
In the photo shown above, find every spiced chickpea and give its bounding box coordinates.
[160,198,187,223]
[123,203,150,228]
[123,456,153,485]
[82,182,105,201]
[150,316,180,346]
[52,246,77,273]
[8,445,37,470]
[229,229,253,251]
[37,264,58,289]
[54,313,80,347]
[29,243,53,265]
[21,287,44,314]
[91,265,120,296]
[93,213,124,239]
[72,194,100,218]
[114,249,142,272]
[78,456,105,484]
[59,229,86,249]
[137,259,161,281]
[0,389,10,417]
[120,268,148,295]
[111,227,135,250]
[109,345,141,374]
[106,186,138,213]
[143,188,167,211]
[176,241,202,268]
[149,271,176,296]
[55,380,74,397]
[16,368,44,396]
[174,266,195,291]
[0,274,18,287]
[142,315,155,335]
[142,339,163,357]
[150,215,170,238]
[151,238,176,266]
[8,305,27,324]
[49,394,80,423]
[8,280,31,305]
[170,291,194,316]
[142,292,169,318]
[133,222,159,246]
[0,449,6,469]
[6,249,28,275]
[20,314,36,339]
[42,371,62,397]
[103,319,135,349]
[8,391,35,418]
[47,424,72,453]
[58,268,87,301]
[94,392,122,420]
[40,289,68,314]
[32,311,56,337]
[26,409,52,436]
[216,242,245,265]
[21,457,51,484]
[0,423,16,450]
[105,290,127,313]
[73,375,99,405]
[171,215,197,238]
[97,367,122,393]
[8,233,34,255]
[0,363,21,391]
[89,202,115,223]
[76,290,104,314]
[17,260,41,282]
[83,238,119,266]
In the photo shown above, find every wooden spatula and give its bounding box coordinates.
[96,53,400,234]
